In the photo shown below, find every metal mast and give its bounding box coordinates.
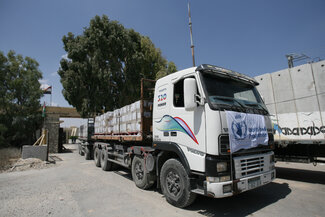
[188,2,195,67]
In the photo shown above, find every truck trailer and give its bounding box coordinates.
[78,64,276,208]
[255,60,325,164]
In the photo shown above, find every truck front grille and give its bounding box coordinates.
[234,154,269,179]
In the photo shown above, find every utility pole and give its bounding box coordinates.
[188,2,195,67]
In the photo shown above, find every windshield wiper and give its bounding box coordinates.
[212,96,246,109]
[244,102,269,115]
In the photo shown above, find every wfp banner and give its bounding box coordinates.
[225,111,268,153]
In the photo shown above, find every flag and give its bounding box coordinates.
[42,102,46,118]
[43,86,52,94]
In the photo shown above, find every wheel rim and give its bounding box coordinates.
[135,161,144,180]
[166,170,181,197]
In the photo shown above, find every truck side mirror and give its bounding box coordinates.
[184,78,198,111]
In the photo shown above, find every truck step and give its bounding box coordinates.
[191,188,205,195]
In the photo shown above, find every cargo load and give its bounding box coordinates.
[93,100,153,137]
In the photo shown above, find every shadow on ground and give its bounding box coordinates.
[71,144,292,216]
[187,182,291,217]
[112,166,291,217]
[60,145,75,153]
[48,155,63,163]
[113,167,133,181]
[276,167,325,184]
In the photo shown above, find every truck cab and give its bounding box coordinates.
[153,64,275,199]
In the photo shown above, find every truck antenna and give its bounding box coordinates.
[188,1,196,67]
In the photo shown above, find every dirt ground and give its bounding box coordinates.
[0,144,324,217]
[6,158,56,172]
[0,147,57,173]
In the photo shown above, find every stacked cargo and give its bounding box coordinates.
[94,112,114,134]
[78,124,88,138]
[104,112,114,134]
[120,105,129,134]
[128,101,142,134]
[94,100,152,136]
[112,109,120,134]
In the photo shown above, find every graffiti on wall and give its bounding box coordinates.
[274,124,325,136]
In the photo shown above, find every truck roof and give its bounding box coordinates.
[157,64,258,86]
[196,64,259,85]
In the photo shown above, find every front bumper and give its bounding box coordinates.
[204,169,276,198]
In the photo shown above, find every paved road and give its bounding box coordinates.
[0,145,324,217]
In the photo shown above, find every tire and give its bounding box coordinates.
[160,159,197,208]
[94,147,101,167]
[101,150,113,171]
[79,144,84,156]
[131,156,154,190]
[84,146,91,160]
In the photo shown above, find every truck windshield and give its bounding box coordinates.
[200,72,268,114]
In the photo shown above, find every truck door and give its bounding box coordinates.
[168,76,206,172]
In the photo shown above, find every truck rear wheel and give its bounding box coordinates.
[160,159,196,208]
[78,144,84,156]
[131,156,154,190]
[101,150,113,171]
[84,146,91,160]
[94,147,101,167]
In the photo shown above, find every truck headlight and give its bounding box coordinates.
[206,175,230,183]
[270,154,275,163]
[216,162,227,172]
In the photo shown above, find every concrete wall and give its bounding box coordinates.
[44,114,60,153]
[255,60,325,141]
[22,145,48,161]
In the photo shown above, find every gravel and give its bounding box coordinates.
[7,158,56,172]
[0,144,324,217]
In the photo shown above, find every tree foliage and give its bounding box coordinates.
[0,50,43,147]
[155,61,177,80]
[58,15,177,118]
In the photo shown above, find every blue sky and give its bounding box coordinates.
[1,0,325,109]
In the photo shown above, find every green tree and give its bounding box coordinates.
[0,50,43,147]
[58,15,177,117]
[156,61,177,80]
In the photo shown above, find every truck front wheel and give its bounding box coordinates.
[131,156,154,190]
[94,147,101,167]
[160,159,196,208]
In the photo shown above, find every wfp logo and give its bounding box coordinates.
[231,119,247,140]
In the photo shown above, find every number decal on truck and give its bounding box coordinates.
[158,93,167,102]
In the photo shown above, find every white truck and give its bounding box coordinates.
[79,64,276,208]
[255,60,325,164]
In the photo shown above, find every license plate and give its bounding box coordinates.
[248,177,261,189]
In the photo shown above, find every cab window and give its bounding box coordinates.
[173,79,184,107]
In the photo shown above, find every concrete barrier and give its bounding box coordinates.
[22,145,48,161]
